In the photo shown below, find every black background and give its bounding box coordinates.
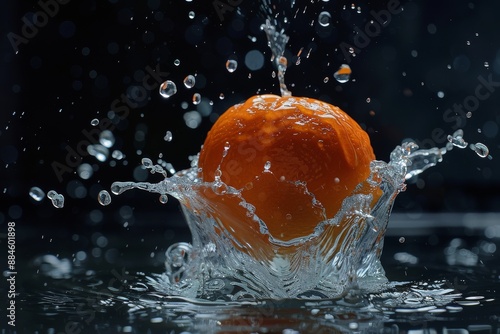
[2,0,500,234]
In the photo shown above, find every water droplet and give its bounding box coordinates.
[437,91,444,98]
[99,130,115,148]
[470,142,489,158]
[184,110,202,129]
[188,11,195,19]
[219,93,225,100]
[323,77,329,83]
[366,97,371,103]
[159,194,168,204]
[112,150,124,160]
[47,190,57,199]
[159,80,177,98]
[318,11,332,27]
[211,181,228,195]
[142,158,153,168]
[29,187,45,201]
[77,163,93,179]
[399,237,405,243]
[334,64,351,83]
[484,61,490,68]
[98,190,111,206]
[164,130,173,142]
[183,75,196,89]
[277,56,287,69]
[264,161,271,171]
[192,93,201,105]
[447,129,468,149]
[91,118,99,126]
[222,142,230,157]
[173,59,180,66]
[87,144,109,162]
[226,59,238,73]
[48,191,65,208]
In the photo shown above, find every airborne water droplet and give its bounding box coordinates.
[226,59,238,73]
[99,130,115,148]
[334,64,351,83]
[142,158,153,168]
[192,93,201,105]
[318,11,332,27]
[87,144,109,162]
[112,150,124,160]
[29,187,45,201]
[470,142,489,158]
[98,190,111,206]
[48,191,64,208]
[447,129,468,149]
[159,80,177,98]
[47,190,57,200]
[183,75,196,89]
[164,130,173,142]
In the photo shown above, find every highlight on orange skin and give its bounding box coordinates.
[197,94,376,246]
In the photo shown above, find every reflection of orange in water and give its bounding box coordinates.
[197,95,375,245]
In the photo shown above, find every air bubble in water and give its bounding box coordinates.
[334,64,351,83]
[219,93,225,100]
[318,11,332,27]
[159,80,177,98]
[173,59,180,66]
[164,131,173,142]
[99,130,115,148]
[98,190,111,206]
[91,118,99,126]
[29,187,45,201]
[183,75,196,89]
[192,93,201,105]
[188,11,195,19]
[226,59,238,73]
[470,142,489,158]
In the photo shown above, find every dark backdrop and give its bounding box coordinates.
[2,0,500,232]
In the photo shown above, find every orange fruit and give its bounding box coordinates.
[197,95,376,249]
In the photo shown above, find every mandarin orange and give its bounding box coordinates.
[197,94,375,244]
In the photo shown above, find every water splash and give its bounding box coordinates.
[109,138,454,299]
[261,20,291,97]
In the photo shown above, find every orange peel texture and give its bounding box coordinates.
[197,94,376,245]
